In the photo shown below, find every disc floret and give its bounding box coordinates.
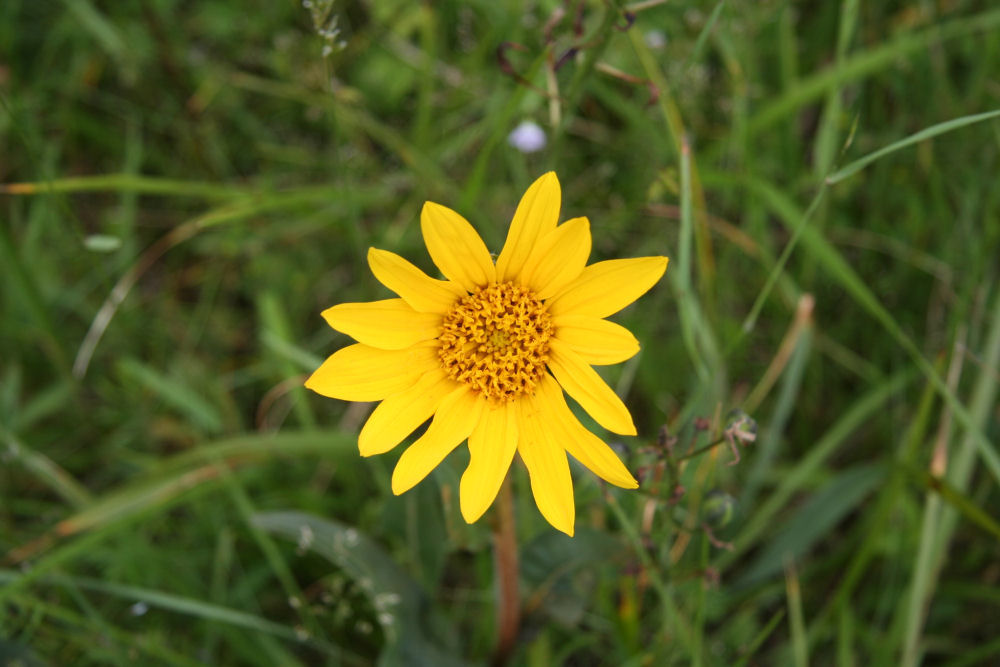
[438,282,553,403]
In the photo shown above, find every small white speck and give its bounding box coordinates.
[508,121,547,154]
[83,234,122,253]
[297,525,314,553]
[684,9,704,26]
[644,30,667,49]
[344,528,359,547]
[374,592,400,609]
[130,601,149,616]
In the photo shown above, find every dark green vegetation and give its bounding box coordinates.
[2,1,999,664]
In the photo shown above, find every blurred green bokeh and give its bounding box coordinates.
[2,1,999,665]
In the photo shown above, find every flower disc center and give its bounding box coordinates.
[438,282,553,402]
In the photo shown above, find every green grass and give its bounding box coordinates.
[2,0,999,664]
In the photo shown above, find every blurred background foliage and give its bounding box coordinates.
[2,0,999,664]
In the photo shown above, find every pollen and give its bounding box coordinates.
[438,282,553,402]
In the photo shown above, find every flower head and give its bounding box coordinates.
[306,172,668,535]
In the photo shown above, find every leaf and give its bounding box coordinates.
[381,479,450,590]
[118,359,224,434]
[0,638,47,667]
[737,464,885,585]
[520,527,624,627]
[0,569,314,647]
[253,511,467,667]
[2,431,357,569]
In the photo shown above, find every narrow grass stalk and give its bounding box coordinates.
[0,173,251,199]
[740,185,827,336]
[676,134,710,381]
[902,288,1000,664]
[743,296,814,507]
[812,0,859,178]
[1,427,91,507]
[682,1,726,71]
[605,492,696,655]
[785,557,809,667]
[734,608,786,666]
[209,454,326,645]
[628,28,717,303]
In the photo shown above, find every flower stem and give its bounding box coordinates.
[492,473,520,666]
[674,435,727,462]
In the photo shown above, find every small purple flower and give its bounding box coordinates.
[507,121,547,153]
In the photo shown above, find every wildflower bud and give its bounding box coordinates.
[725,409,758,446]
[703,490,736,529]
[656,425,677,453]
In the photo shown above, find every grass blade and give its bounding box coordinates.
[709,172,1000,488]
[741,9,1000,139]
[0,570,344,655]
[0,173,252,199]
[785,557,809,667]
[826,109,1000,184]
[718,369,914,570]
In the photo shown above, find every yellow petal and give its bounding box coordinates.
[368,248,466,314]
[547,257,669,319]
[322,299,441,350]
[547,338,636,436]
[518,217,591,299]
[391,387,486,495]
[421,202,496,291]
[496,172,561,283]
[553,314,640,365]
[305,341,439,401]
[535,374,637,489]
[358,368,457,456]
[459,401,518,523]
[518,395,575,536]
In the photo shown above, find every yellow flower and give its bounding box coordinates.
[306,172,668,536]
